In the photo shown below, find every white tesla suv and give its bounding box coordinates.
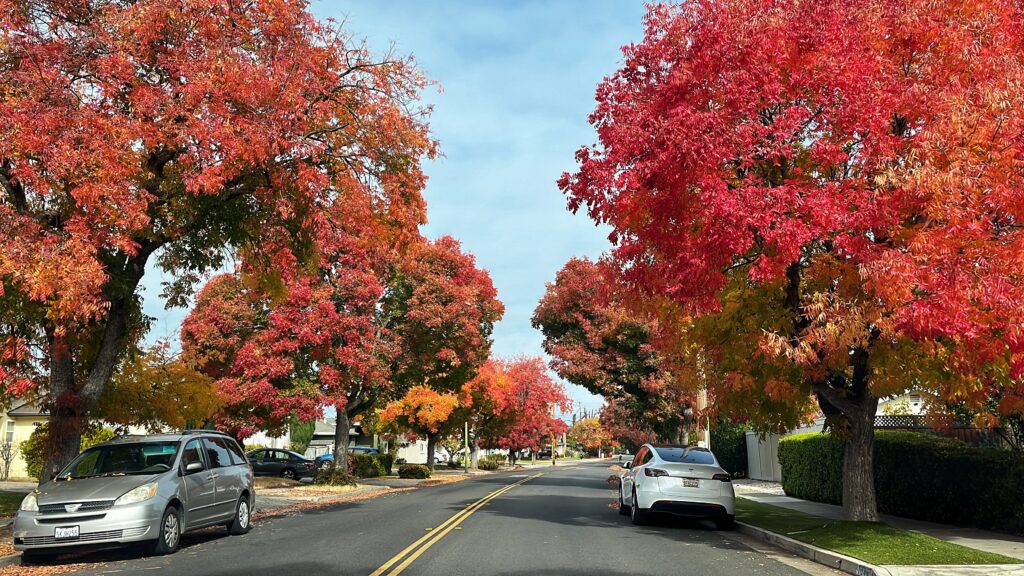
[619,444,735,528]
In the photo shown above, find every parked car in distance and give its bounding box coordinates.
[618,444,735,529]
[246,449,316,480]
[617,452,633,464]
[313,446,380,469]
[536,449,553,459]
[14,430,253,563]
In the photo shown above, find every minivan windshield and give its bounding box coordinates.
[58,442,181,480]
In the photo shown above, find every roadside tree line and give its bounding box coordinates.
[540,0,1024,523]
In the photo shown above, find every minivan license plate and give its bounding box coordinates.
[55,526,79,539]
[682,478,699,488]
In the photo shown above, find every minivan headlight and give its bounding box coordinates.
[115,483,158,506]
[19,492,38,512]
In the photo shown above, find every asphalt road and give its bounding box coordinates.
[57,461,837,576]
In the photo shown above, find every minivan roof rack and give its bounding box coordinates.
[180,429,232,436]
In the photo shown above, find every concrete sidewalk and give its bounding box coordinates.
[733,480,1024,561]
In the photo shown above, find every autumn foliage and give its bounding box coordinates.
[0,0,434,477]
[560,0,1024,520]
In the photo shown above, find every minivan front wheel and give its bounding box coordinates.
[148,505,181,555]
[227,495,252,535]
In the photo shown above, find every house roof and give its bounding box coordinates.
[7,399,47,418]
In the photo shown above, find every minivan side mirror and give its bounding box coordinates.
[184,461,204,474]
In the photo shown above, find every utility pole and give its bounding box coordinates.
[464,420,470,473]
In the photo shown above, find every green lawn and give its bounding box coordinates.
[736,497,1023,566]
[0,491,28,517]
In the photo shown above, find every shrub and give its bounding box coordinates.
[778,432,843,505]
[375,453,396,475]
[491,453,507,464]
[477,458,499,471]
[710,421,750,477]
[21,423,117,479]
[398,464,431,479]
[314,466,356,486]
[351,453,385,478]
[779,430,1024,535]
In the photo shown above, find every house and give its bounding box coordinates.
[304,418,381,458]
[1,400,47,480]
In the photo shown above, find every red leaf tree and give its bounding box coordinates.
[0,0,434,478]
[383,236,504,469]
[533,258,694,444]
[474,356,572,465]
[560,0,1024,519]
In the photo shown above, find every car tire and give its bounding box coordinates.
[630,489,647,525]
[618,487,630,516]
[281,468,296,480]
[147,505,182,556]
[714,515,735,530]
[21,550,56,565]
[227,495,252,535]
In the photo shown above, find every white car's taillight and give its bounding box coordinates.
[644,468,669,477]
[712,473,732,482]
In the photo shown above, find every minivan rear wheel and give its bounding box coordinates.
[147,505,181,555]
[227,495,252,535]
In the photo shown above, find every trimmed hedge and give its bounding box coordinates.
[477,458,499,471]
[351,453,384,478]
[398,464,431,479]
[376,453,396,476]
[779,431,1024,535]
[710,422,750,477]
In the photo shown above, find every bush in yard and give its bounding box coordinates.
[779,431,1024,534]
[398,464,431,479]
[314,467,356,486]
[778,433,843,505]
[21,424,116,480]
[351,453,385,478]
[710,421,750,478]
[477,458,499,471]
[374,453,396,475]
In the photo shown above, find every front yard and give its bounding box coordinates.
[0,492,26,519]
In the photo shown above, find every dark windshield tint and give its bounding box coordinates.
[654,447,717,465]
[60,442,180,479]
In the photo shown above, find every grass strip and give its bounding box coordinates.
[0,491,27,518]
[736,497,1023,566]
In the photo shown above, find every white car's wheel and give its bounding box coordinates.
[630,488,648,525]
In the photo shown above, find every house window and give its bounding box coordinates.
[4,421,13,444]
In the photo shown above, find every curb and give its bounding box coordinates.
[0,553,20,568]
[736,521,892,576]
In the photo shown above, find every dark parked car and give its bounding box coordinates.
[245,449,315,480]
[314,447,379,469]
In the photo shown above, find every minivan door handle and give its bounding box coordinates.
[206,473,218,480]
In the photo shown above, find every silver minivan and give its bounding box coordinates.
[13,430,254,563]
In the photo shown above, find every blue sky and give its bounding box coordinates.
[142,1,648,413]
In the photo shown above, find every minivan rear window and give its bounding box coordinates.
[654,447,717,465]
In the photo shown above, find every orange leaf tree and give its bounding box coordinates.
[0,0,434,478]
[383,236,504,468]
[560,0,1024,520]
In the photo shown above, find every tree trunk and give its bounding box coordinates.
[842,394,879,521]
[426,434,436,471]
[332,410,351,470]
[469,440,479,469]
[41,336,86,482]
[509,448,516,466]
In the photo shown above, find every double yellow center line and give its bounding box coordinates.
[369,473,543,576]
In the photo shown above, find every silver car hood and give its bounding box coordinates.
[36,474,160,504]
